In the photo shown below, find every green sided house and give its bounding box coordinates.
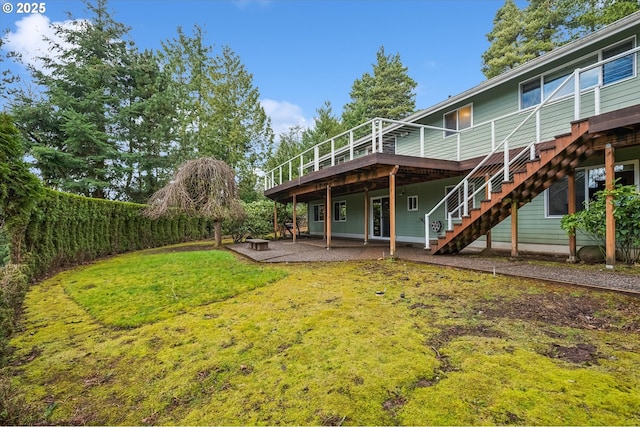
[264,12,640,266]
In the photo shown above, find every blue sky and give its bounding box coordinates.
[1,0,517,136]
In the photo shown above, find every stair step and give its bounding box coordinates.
[432,119,593,255]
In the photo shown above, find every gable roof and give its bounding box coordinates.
[404,11,640,124]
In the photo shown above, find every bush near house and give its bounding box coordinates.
[224,200,306,242]
[561,184,640,265]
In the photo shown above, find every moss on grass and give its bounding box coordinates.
[6,247,640,425]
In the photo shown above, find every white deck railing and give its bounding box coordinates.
[263,118,455,190]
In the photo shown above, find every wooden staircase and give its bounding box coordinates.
[432,119,595,255]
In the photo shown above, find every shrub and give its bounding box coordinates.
[0,264,29,363]
[561,184,640,265]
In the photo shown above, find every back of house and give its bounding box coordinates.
[264,12,640,259]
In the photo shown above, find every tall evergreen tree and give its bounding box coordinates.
[118,48,177,202]
[482,0,639,79]
[11,0,130,198]
[302,101,344,148]
[481,0,525,79]
[159,25,214,164]
[266,125,306,174]
[342,46,417,128]
[522,0,565,58]
[561,0,639,38]
[203,46,273,171]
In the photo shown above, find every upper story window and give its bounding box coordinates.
[602,40,635,85]
[444,104,473,137]
[520,38,636,110]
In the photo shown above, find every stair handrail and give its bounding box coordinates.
[424,68,582,248]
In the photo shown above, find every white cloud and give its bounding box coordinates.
[3,14,80,72]
[261,99,311,139]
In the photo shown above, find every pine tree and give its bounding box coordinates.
[302,101,344,148]
[159,25,214,164]
[522,0,565,58]
[342,47,417,128]
[203,46,274,170]
[482,0,639,79]
[561,0,639,39]
[481,0,525,79]
[11,0,130,199]
[118,48,177,203]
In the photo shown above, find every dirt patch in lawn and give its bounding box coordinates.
[545,343,600,364]
[477,292,640,332]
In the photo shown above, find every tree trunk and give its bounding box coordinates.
[214,220,222,247]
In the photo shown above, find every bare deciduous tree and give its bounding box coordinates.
[145,157,245,246]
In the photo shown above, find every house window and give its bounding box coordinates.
[521,79,542,109]
[443,104,472,137]
[521,39,636,109]
[333,200,347,222]
[444,184,475,219]
[407,195,418,211]
[546,161,638,217]
[313,204,324,222]
[602,40,635,86]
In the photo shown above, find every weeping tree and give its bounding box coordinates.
[145,157,245,247]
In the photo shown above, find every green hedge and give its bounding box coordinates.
[16,189,212,279]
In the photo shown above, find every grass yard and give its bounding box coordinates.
[5,242,640,425]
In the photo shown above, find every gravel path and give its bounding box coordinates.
[229,238,640,294]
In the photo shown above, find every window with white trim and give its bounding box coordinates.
[602,40,635,85]
[520,38,636,109]
[545,161,638,217]
[333,200,347,222]
[443,104,472,137]
[407,195,418,211]
[313,204,324,222]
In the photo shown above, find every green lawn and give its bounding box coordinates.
[6,242,640,425]
[62,246,287,327]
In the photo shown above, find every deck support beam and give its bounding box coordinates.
[364,188,369,245]
[292,194,297,243]
[389,166,399,258]
[511,200,519,258]
[326,185,332,250]
[273,202,278,240]
[567,171,577,262]
[605,144,616,268]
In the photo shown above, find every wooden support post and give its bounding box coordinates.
[326,185,332,250]
[567,171,577,262]
[485,174,492,249]
[292,195,297,243]
[364,188,369,245]
[511,200,519,258]
[273,202,278,240]
[605,144,616,269]
[389,166,399,258]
